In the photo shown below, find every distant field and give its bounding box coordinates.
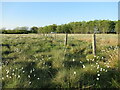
[1,34,118,45]
[1,34,120,88]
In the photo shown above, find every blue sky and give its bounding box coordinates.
[1,2,118,29]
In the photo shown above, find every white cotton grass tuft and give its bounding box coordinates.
[29,82,31,84]
[2,77,4,80]
[9,76,12,78]
[33,68,35,71]
[73,71,76,75]
[97,74,100,76]
[92,59,94,61]
[30,70,32,73]
[21,67,24,70]
[96,78,99,80]
[6,75,9,78]
[100,68,103,71]
[103,69,105,71]
[80,61,83,63]
[96,63,98,65]
[107,66,110,68]
[101,57,104,59]
[18,75,20,78]
[87,59,89,61]
[12,73,15,75]
[72,59,75,62]
[97,71,99,73]
[94,55,96,57]
[83,65,85,68]
[97,65,100,69]
[97,56,99,59]
[28,75,30,78]
[6,71,9,74]
[23,71,25,73]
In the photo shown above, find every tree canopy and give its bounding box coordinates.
[1,20,118,34]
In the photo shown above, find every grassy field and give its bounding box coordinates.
[1,34,120,88]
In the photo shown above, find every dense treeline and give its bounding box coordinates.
[1,20,119,34]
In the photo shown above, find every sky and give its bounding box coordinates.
[1,0,120,2]
[1,2,118,29]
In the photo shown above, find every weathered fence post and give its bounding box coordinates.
[92,33,96,56]
[54,33,56,40]
[64,33,68,46]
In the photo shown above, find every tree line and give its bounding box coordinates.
[1,20,119,34]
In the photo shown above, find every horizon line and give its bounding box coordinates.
[1,19,118,30]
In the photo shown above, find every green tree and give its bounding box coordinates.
[30,26,38,33]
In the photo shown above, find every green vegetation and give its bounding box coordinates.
[1,20,119,34]
[1,34,120,88]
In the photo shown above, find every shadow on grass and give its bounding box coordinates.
[2,44,11,49]
[63,61,83,68]
[20,61,58,88]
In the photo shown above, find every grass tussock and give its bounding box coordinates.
[1,34,119,88]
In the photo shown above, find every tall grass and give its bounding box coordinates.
[1,34,119,88]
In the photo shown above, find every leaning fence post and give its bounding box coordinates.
[64,33,68,46]
[92,33,96,56]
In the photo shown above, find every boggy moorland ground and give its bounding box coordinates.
[1,34,120,88]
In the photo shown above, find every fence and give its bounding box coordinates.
[64,33,97,56]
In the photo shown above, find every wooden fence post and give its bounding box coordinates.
[92,33,96,56]
[64,33,68,46]
[54,33,56,40]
